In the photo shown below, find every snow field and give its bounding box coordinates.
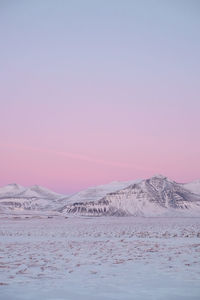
[0,216,200,299]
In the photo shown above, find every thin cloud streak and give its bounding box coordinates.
[0,142,152,172]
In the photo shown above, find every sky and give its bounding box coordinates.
[0,0,200,193]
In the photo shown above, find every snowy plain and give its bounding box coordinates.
[0,216,200,300]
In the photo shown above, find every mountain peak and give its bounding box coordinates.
[0,183,26,198]
[29,185,44,191]
[151,174,168,180]
[7,183,24,189]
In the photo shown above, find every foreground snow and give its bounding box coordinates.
[0,216,200,299]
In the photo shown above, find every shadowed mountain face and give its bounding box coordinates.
[62,175,200,217]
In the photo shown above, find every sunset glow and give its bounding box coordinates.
[1,1,200,193]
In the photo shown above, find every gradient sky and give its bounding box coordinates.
[0,0,200,193]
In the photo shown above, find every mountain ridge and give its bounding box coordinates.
[62,175,200,217]
[0,175,200,216]
[0,184,63,212]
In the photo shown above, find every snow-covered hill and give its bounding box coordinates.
[62,175,200,217]
[183,180,200,195]
[0,184,63,212]
[0,183,26,198]
[0,181,140,214]
[60,180,141,206]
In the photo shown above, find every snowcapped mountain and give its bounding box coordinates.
[0,184,63,212]
[183,180,200,195]
[1,176,200,217]
[62,175,200,217]
[59,179,141,205]
[0,183,26,198]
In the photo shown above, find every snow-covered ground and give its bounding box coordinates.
[0,216,200,300]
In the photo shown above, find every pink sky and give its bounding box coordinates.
[0,1,200,193]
